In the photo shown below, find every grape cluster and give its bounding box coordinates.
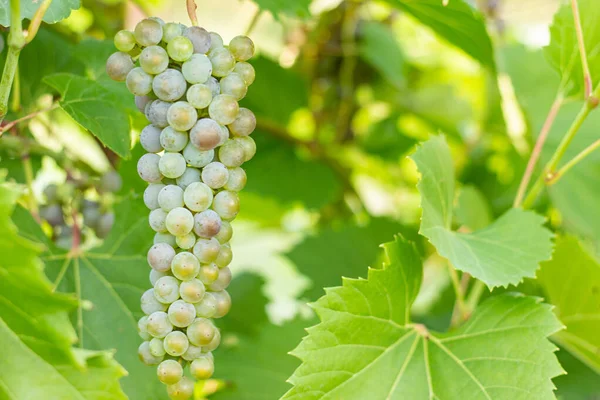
[107,17,256,400]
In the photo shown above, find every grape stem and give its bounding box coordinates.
[546,138,600,185]
[0,103,58,136]
[186,0,199,27]
[571,0,593,99]
[245,8,261,36]
[448,266,467,328]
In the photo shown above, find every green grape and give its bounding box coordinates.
[228,107,256,136]
[179,279,206,304]
[147,311,174,338]
[141,125,163,153]
[158,184,184,212]
[189,118,222,151]
[212,190,240,220]
[176,232,196,250]
[190,355,214,380]
[181,344,204,361]
[139,341,164,365]
[153,69,187,102]
[208,266,232,291]
[149,337,166,357]
[157,359,183,385]
[166,376,194,400]
[192,237,220,263]
[168,299,197,328]
[211,291,231,319]
[219,72,248,100]
[154,232,178,247]
[233,61,255,85]
[234,136,256,162]
[201,162,229,189]
[163,330,190,356]
[140,45,169,74]
[198,263,219,285]
[126,67,153,96]
[205,76,221,97]
[159,152,187,179]
[134,18,163,46]
[135,95,153,113]
[165,207,194,236]
[149,17,165,25]
[182,143,214,168]
[167,101,198,131]
[186,84,212,109]
[193,292,217,318]
[224,167,246,192]
[144,183,166,210]
[209,94,239,125]
[171,252,201,281]
[138,316,151,340]
[149,208,168,232]
[186,318,216,346]
[162,22,183,43]
[138,153,163,183]
[176,167,201,190]
[106,52,134,82]
[146,100,172,129]
[215,244,233,268]
[214,220,233,243]
[167,36,194,62]
[150,269,170,286]
[154,276,180,304]
[183,26,211,54]
[142,289,169,315]
[218,125,230,146]
[95,212,115,239]
[182,54,212,84]
[209,47,235,77]
[183,182,213,212]
[160,127,188,152]
[147,242,176,272]
[218,140,245,167]
[82,201,101,228]
[202,327,221,351]
[193,209,222,238]
[208,32,224,52]
[114,30,136,52]
[229,35,255,61]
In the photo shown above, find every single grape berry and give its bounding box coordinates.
[140,45,169,75]
[126,67,153,96]
[189,118,222,151]
[229,35,255,61]
[157,359,183,385]
[153,69,187,102]
[167,36,194,62]
[183,26,211,54]
[114,30,136,52]
[176,167,201,190]
[106,52,134,81]
[134,18,163,47]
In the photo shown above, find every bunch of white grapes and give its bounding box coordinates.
[106,17,256,400]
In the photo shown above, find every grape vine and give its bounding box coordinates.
[107,17,256,400]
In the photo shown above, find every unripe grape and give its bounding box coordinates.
[146,100,172,128]
[182,345,204,361]
[148,16,165,25]
[202,327,221,351]
[134,18,163,46]
[182,54,212,84]
[167,377,194,400]
[209,47,235,77]
[209,94,239,125]
[176,232,196,250]
[162,22,183,43]
[167,101,197,131]
[149,337,166,357]
[96,212,115,238]
[140,45,169,74]
[160,127,188,152]
[154,276,180,304]
[144,184,166,210]
[183,143,214,168]
[208,32,224,52]
[234,136,256,161]
[198,263,219,285]
[126,67,153,96]
[228,107,256,136]
[229,35,255,61]
[114,30,136,52]
[153,69,187,102]
[142,289,168,315]
[202,162,229,189]
[141,125,163,153]
[82,202,101,228]
[135,95,153,113]
[214,220,233,243]
[154,232,178,247]
[212,190,240,220]
[186,84,212,109]
[194,292,217,318]
[233,61,255,85]
[218,140,246,167]
[158,184,184,212]
[137,153,163,183]
[157,359,183,385]
[179,279,206,304]
[189,118,221,151]
[159,152,187,179]
[193,209,222,238]
[209,267,232,291]
[218,125,230,146]
[167,36,194,62]
[163,331,189,357]
[171,252,201,281]
[186,318,216,346]
[183,182,213,212]
[224,167,247,192]
[106,52,134,81]
[220,73,248,100]
[190,355,214,380]
[148,242,177,272]
[138,316,151,340]
[149,208,168,232]
[168,299,197,328]
[176,167,201,190]
[147,311,173,338]
[139,341,164,365]
[166,207,194,236]
[212,291,231,319]
[205,76,221,97]
[183,26,211,54]
[193,237,220,263]
[215,244,233,268]
[150,269,170,286]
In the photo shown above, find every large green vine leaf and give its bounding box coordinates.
[0,0,80,26]
[538,236,600,374]
[283,236,564,399]
[411,136,554,288]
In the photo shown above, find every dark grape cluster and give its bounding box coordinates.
[107,17,256,400]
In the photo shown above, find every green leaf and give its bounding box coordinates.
[43,73,131,159]
[544,0,600,97]
[454,185,493,231]
[381,0,494,68]
[538,236,600,374]
[283,236,564,399]
[358,22,405,89]
[250,0,310,19]
[0,0,80,26]
[411,136,554,288]
[554,349,600,400]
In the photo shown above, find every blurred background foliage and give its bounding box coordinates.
[2,0,600,399]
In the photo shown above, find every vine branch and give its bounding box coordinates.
[571,0,593,99]
[547,138,600,185]
[0,103,58,136]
